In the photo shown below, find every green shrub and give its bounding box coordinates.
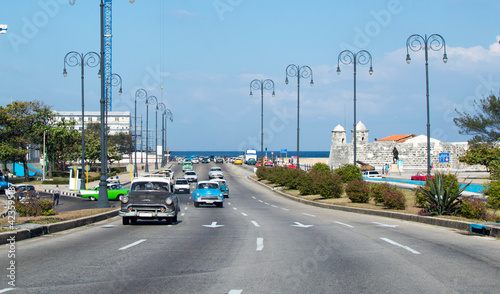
[334,164,362,183]
[256,167,267,180]
[484,181,500,209]
[314,173,344,199]
[371,183,395,205]
[460,197,488,220]
[14,199,55,217]
[382,189,406,210]
[311,163,330,174]
[284,168,305,190]
[346,179,370,203]
[298,173,316,195]
[416,172,467,216]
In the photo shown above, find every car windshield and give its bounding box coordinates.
[131,181,170,191]
[197,183,219,189]
[176,180,188,185]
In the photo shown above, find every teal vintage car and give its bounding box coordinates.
[182,161,193,172]
[210,179,229,198]
[80,183,130,201]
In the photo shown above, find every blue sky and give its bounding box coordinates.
[1,0,500,152]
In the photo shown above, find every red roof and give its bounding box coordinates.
[376,134,416,143]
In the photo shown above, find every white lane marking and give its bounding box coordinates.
[302,213,316,217]
[184,207,188,210]
[101,225,117,228]
[291,222,313,228]
[233,207,238,210]
[241,213,248,217]
[251,221,260,227]
[252,196,256,199]
[0,289,15,293]
[256,238,264,251]
[380,238,420,255]
[203,222,224,228]
[264,202,270,205]
[228,202,231,205]
[282,208,290,211]
[271,205,278,208]
[228,290,243,294]
[372,222,398,228]
[119,239,147,251]
[258,200,263,203]
[335,221,354,228]
[181,213,185,217]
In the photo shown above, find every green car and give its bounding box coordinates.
[80,183,130,201]
[182,161,193,172]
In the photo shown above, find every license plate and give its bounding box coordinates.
[205,201,214,204]
[138,212,153,217]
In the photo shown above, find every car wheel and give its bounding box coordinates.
[172,214,178,223]
[122,217,130,225]
[117,194,124,201]
[89,196,96,201]
[165,218,173,225]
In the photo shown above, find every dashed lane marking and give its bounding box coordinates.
[119,239,147,251]
[380,238,421,255]
[251,221,260,227]
[256,238,264,251]
[335,221,354,228]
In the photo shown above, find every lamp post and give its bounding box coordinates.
[336,50,373,166]
[285,65,313,170]
[68,0,135,208]
[145,95,157,172]
[250,79,275,162]
[63,51,100,190]
[164,109,173,164]
[155,102,166,170]
[134,89,147,176]
[105,73,122,176]
[406,34,448,178]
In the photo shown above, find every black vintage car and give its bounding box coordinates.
[119,177,180,225]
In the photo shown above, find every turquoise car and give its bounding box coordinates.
[210,179,229,198]
[182,161,193,172]
[192,181,224,208]
[80,183,130,201]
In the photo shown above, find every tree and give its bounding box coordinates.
[45,119,80,175]
[108,131,133,159]
[0,101,53,180]
[454,94,500,144]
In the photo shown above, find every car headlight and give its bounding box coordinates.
[196,193,200,196]
[166,197,173,205]
[121,196,129,204]
[219,193,223,197]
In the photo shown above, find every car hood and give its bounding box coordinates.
[126,190,173,204]
[194,189,221,195]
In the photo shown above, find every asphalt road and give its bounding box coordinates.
[1,162,499,293]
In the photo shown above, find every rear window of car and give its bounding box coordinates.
[131,181,170,192]
[185,171,196,175]
[176,180,188,185]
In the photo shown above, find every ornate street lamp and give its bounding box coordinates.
[155,102,166,170]
[145,95,157,172]
[68,0,134,208]
[163,109,173,165]
[336,50,373,166]
[406,34,447,178]
[250,79,275,162]
[134,89,147,177]
[285,65,313,170]
[63,51,100,190]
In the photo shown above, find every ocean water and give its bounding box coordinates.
[170,151,329,159]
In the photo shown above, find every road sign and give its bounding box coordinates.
[439,153,450,163]
[281,149,287,153]
[0,24,7,34]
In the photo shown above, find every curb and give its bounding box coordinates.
[247,176,500,237]
[44,189,79,197]
[0,209,119,245]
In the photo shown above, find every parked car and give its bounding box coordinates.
[120,177,180,225]
[192,181,224,208]
[411,172,433,181]
[362,170,382,179]
[0,176,12,194]
[210,178,229,198]
[184,170,198,182]
[247,158,257,165]
[264,161,274,167]
[208,167,224,179]
[174,178,190,194]
[80,183,130,201]
[255,161,262,168]
[14,184,39,201]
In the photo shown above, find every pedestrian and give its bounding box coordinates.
[53,185,61,206]
[0,169,3,178]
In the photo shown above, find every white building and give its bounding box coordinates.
[53,111,130,135]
